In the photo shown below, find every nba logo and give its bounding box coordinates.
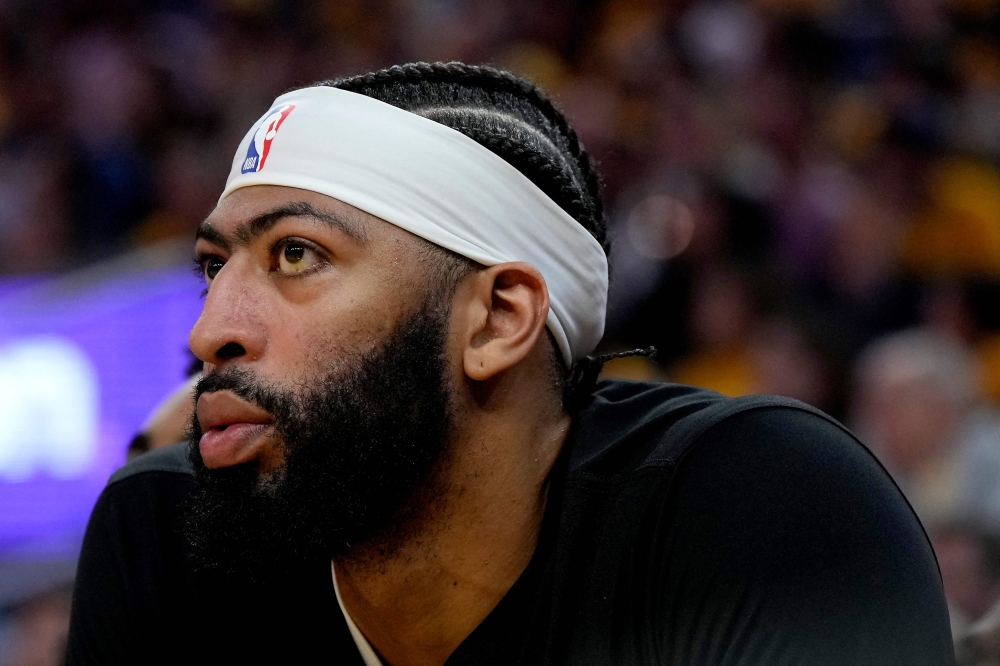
[241,104,295,174]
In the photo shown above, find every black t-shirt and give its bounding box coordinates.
[66,381,955,665]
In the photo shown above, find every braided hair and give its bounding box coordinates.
[312,62,610,407]
[323,62,606,250]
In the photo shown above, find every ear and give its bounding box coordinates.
[459,262,550,381]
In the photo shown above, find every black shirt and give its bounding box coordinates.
[66,381,954,665]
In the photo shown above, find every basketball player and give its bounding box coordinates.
[66,63,953,665]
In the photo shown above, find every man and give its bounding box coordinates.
[66,63,953,665]
[853,329,1000,528]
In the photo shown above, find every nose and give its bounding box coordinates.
[189,257,269,368]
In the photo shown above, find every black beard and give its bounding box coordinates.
[182,300,455,583]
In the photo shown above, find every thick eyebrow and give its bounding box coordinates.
[195,201,369,250]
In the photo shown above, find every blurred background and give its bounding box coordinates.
[1,0,1000,662]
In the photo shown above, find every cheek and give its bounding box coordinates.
[266,237,432,379]
[264,309,361,382]
[267,289,407,381]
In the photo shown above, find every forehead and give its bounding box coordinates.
[203,185,374,240]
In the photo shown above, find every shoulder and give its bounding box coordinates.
[69,442,199,665]
[78,441,195,594]
[574,380,925,542]
[656,404,954,662]
[107,441,194,486]
[570,379,852,478]
[577,383,954,661]
[663,404,911,530]
[87,441,196,545]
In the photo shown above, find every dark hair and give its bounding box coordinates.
[323,62,607,250]
[312,62,610,406]
[126,432,150,460]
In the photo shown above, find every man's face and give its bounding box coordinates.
[185,185,461,578]
[190,185,457,470]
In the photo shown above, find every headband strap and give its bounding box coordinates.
[221,86,608,364]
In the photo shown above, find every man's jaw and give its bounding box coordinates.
[196,390,275,469]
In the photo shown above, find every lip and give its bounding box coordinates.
[196,391,274,468]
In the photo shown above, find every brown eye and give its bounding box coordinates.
[204,258,224,281]
[284,244,305,264]
[277,241,320,274]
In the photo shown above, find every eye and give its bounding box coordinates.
[276,240,323,274]
[202,257,225,281]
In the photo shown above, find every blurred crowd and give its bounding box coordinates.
[2,0,1000,662]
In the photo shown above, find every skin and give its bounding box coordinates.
[135,374,200,455]
[189,185,572,666]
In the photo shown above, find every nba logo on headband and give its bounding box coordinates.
[241,104,295,174]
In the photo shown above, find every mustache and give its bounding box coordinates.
[190,368,292,444]
[194,367,273,412]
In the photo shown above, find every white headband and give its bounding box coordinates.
[221,86,608,364]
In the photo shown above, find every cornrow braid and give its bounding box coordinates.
[321,61,607,251]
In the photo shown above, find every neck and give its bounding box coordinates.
[333,372,570,666]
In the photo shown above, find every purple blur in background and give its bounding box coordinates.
[0,254,202,557]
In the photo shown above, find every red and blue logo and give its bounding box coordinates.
[241,104,295,174]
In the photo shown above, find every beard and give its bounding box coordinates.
[182,298,455,583]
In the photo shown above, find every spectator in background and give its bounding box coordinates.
[131,133,227,247]
[126,373,199,461]
[127,352,202,460]
[938,521,1000,666]
[61,30,156,261]
[934,522,1000,633]
[0,586,72,666]
[853,329,1000,528]
[854,329,1000,652]
[669,263,758,397]
[664,265,834,411]
[0,147,70,274]
[746,315,834,411]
